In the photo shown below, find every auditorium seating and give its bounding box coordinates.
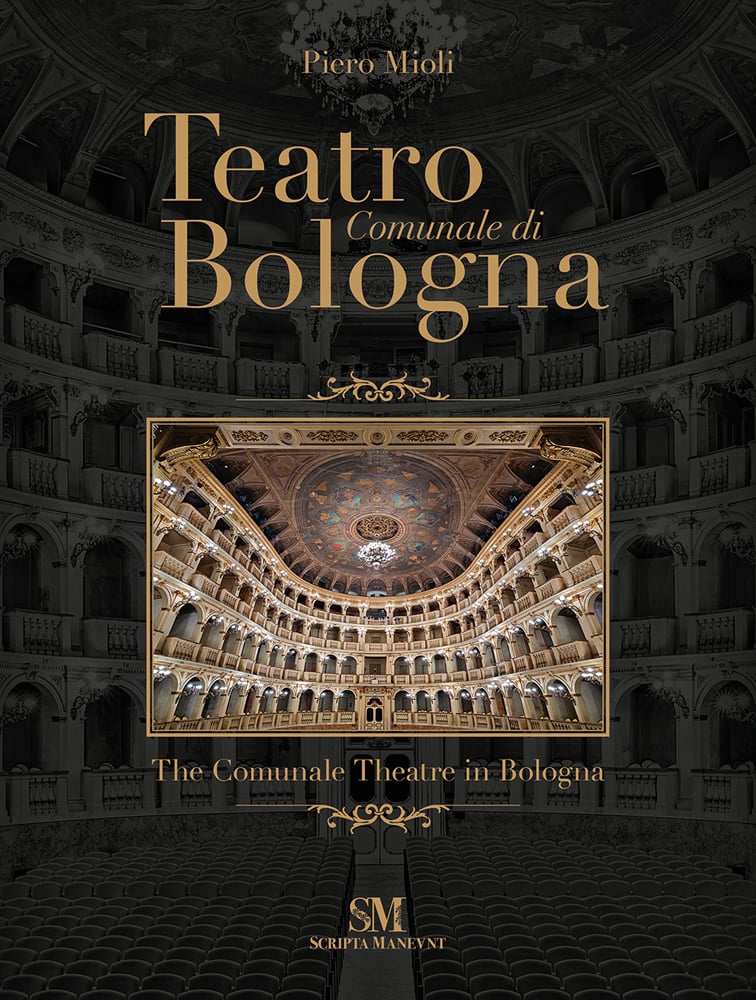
[0,837,353,1000]
[406,835,756,1000]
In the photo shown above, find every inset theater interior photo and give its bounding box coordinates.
[150,420,607,736]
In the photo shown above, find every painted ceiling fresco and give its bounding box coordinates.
[205,447,553,594]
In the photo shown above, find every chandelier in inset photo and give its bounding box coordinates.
[356,539,399,570]
[280,0,467,134]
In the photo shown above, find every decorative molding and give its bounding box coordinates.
[306,429,359,443]
[229,430,269,443]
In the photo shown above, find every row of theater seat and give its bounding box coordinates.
[406,835,756,1000]
[0,836,353,1000]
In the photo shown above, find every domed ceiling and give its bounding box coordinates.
[204,446,553,595]
[22,0,693,136]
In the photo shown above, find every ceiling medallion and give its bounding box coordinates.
[280,0,468,135]
[355,514,400,541]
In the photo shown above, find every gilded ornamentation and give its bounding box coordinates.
[489,430,528,443]
[309,802,449,833]
[306,430,360,443]
[230,431,269,443]
[540,438,601,468]
[355,515,400,541]
[396,430,448,442]
[309,372,448,402]
[160,437,219,465]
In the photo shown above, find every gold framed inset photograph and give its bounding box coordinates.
[148,418,608,736]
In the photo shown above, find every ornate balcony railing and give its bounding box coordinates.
[158,348,228,393]
[9,448,69,499]
[604,328,675,380]
[690,445,750,497]
[613,465,676,508]
[530,345,599,392]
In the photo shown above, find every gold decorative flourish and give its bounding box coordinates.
[396,430,449,442]
[489,430,528,443]
[309,802,449,833]
[306,429,360,443]
[230,430,269,443]
[308,372,449,402]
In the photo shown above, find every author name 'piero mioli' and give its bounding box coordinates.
[303,48,454,76]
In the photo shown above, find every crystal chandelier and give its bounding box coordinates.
[280,0,468,134]
[356,540,398,569]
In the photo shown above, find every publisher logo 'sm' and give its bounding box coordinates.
[349,896,407,933]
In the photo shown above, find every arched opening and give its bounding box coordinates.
[201,680,226,718]
[153,671,178,723]
[394,657,410,675]
[706,683,756,767]
[577,675,603,724]
[436,690,452,713]
[616,538,675,618]
[475,688,492,714]
[554,608,586,645]
[1,683,56,770]
[459,690,474,714]
[547,679,578,722]
[510,628,530,658]
[338,690,355,712]
[276,688,291,712]
[83,540,137,618]
[505,684,525,717]
[612,158,670,219]
[85,158,144,221]
[174,678,204,720]
[225,681,246,716]
[432,653,447,673]
[416,691,431,712]
[629,687,677,765]
[2,526,57,612]
[341,656,357,674]
[83,281,133,337]
[395,691,411,711]
[168,604,200,641]
[532,618,554,650]
[319,690,334,712]
[298,689,314,712]
[199,615,224,649]
[85,686,136,766]
[258,687,275,713]
[525,681,549,719]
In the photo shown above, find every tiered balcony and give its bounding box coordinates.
[81,467,144,510]
[450,356,522,397]
[9,448,69,499]
[690,445,751,496]
[612,617,677,657]
[5,304,71,362]
[529,345,599,392]
[82,619,145,659]
[82,326,150,381]
[613,465,676,508]
[3,610,73,655]
[157,347,228,393]
[683,300,750,360]
[605,328,676,380]
[686,608,753,653]
[235,359,306,397]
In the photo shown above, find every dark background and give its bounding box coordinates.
[1,1,755,997]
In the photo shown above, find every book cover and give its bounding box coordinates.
[0,2,754,999]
